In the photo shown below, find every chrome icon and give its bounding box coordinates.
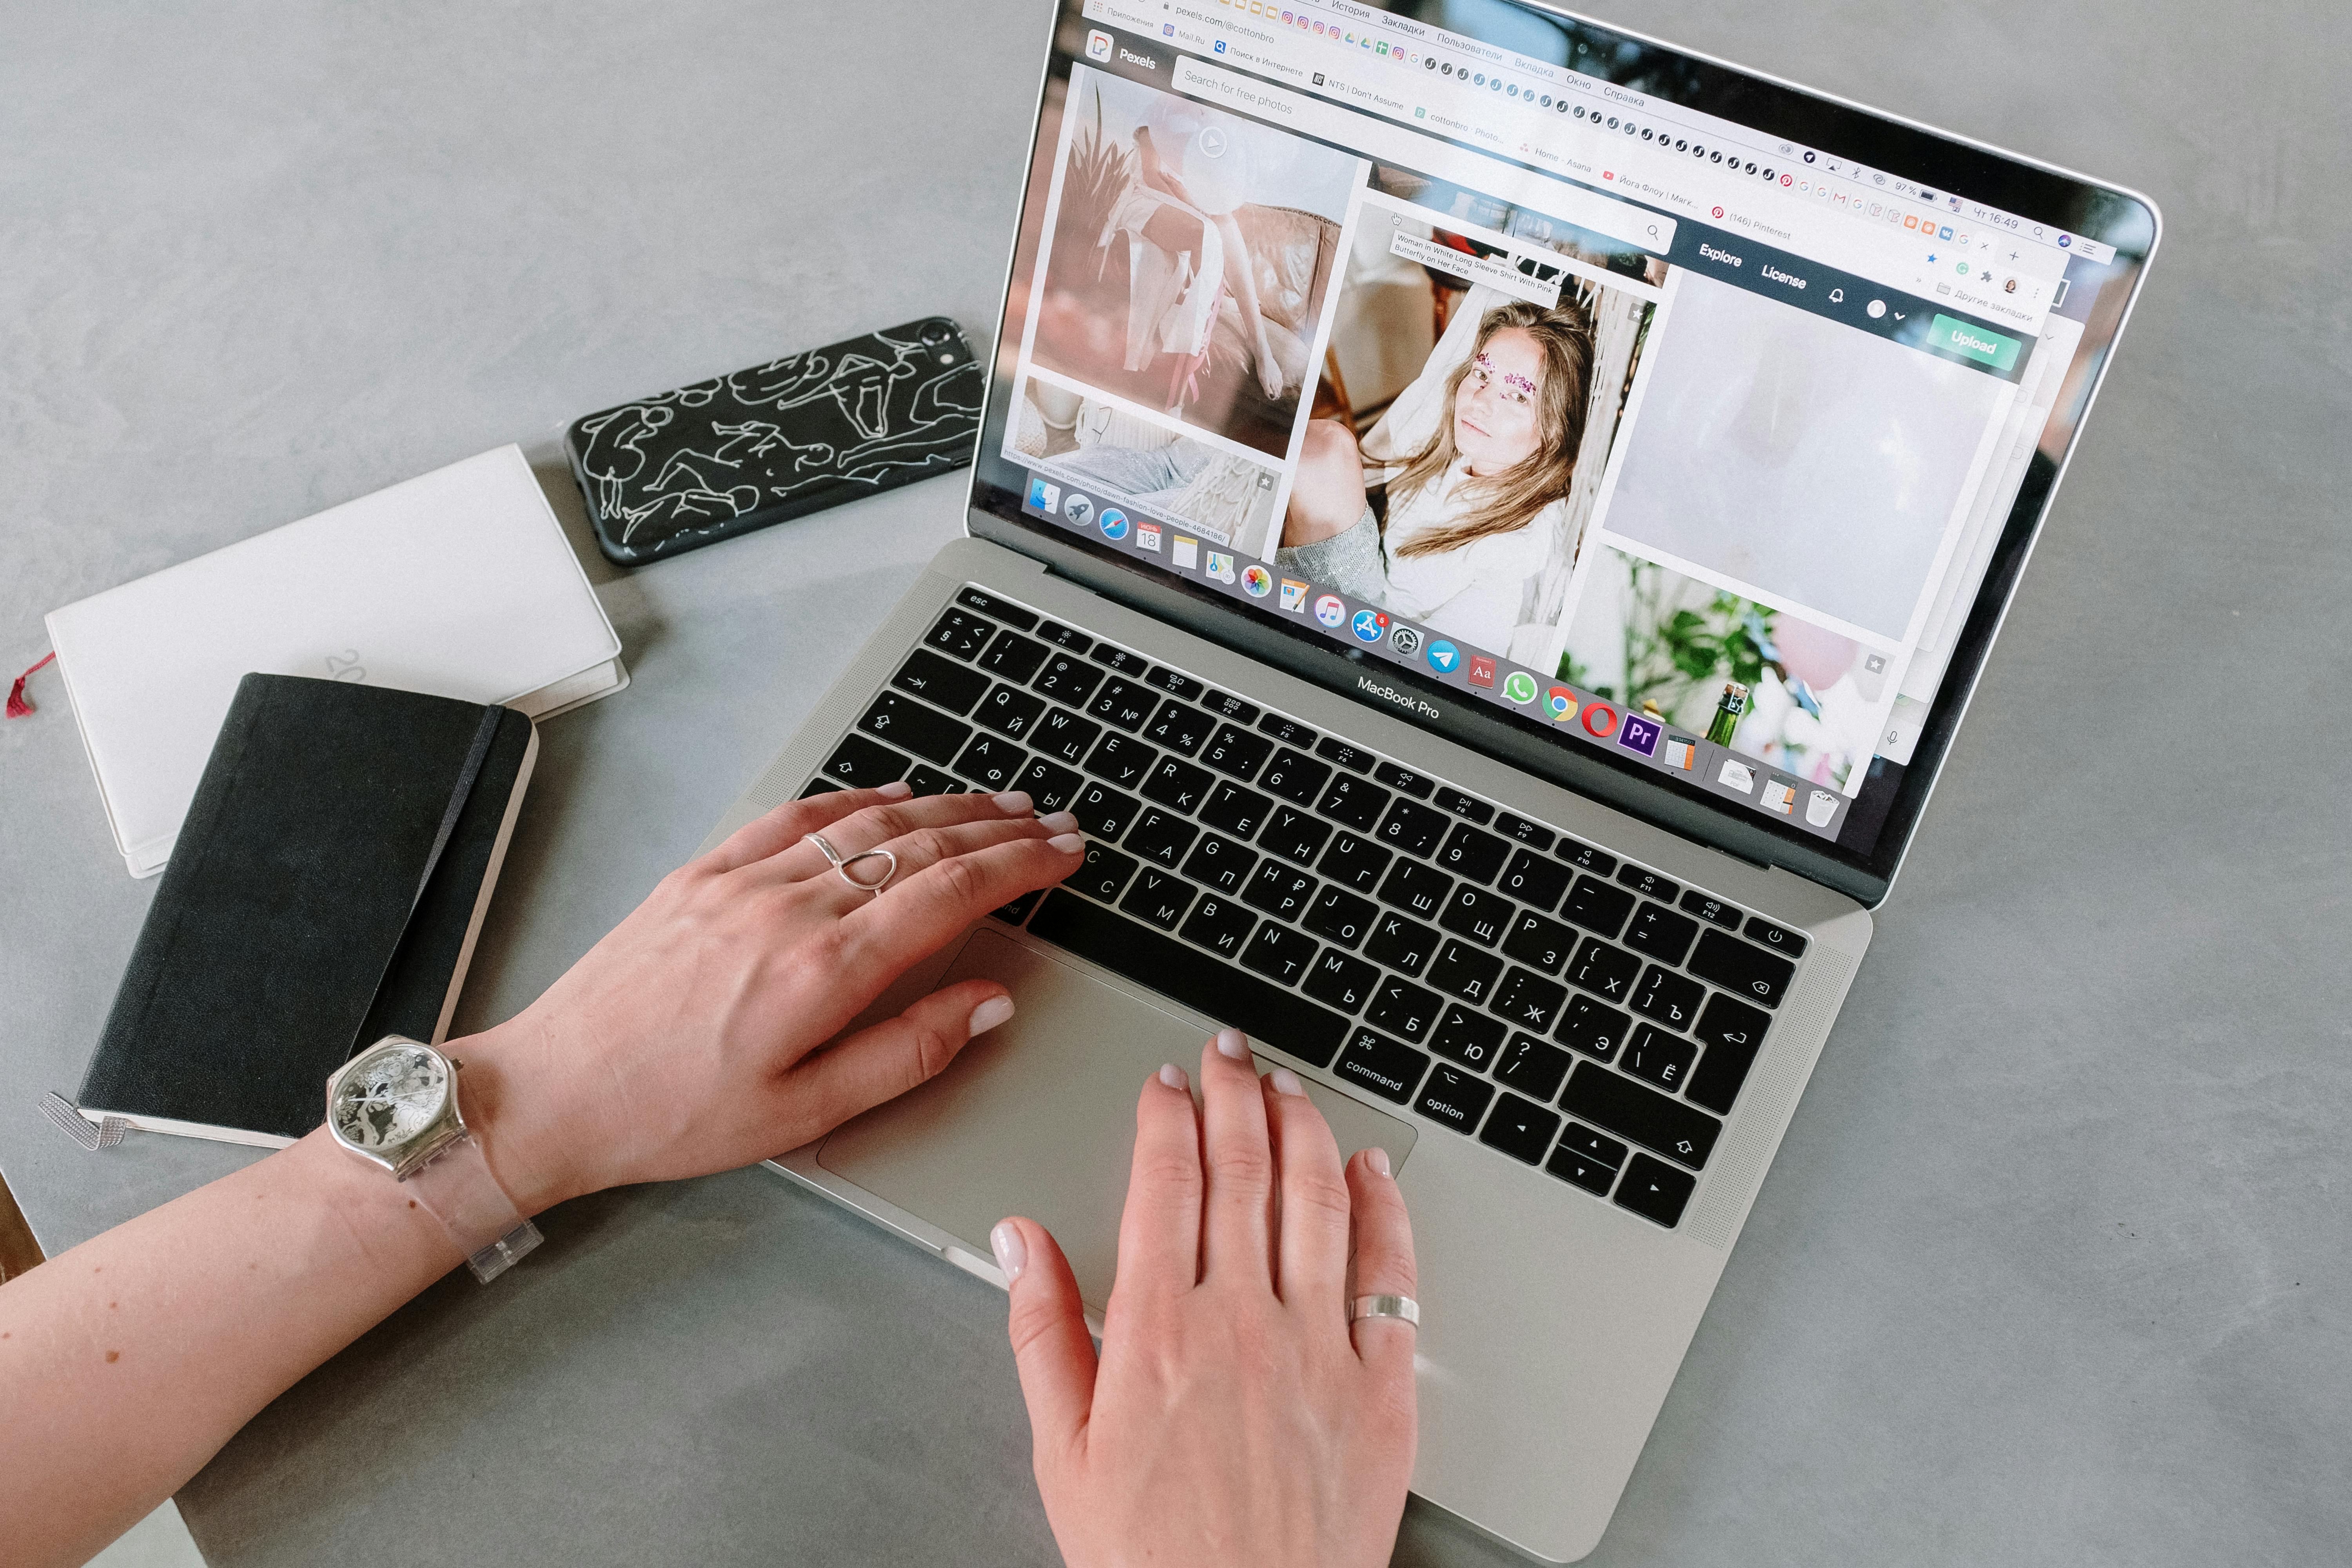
[1545,685,1576,720]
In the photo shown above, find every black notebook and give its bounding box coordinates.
[72,673,539,1147]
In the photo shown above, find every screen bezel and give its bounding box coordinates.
[966,0,2160,908]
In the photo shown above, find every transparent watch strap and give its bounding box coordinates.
[403,1131,542,1283]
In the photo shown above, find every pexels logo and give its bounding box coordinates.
[1085,29,1112,61]
[1118,46,1158,69]
[1357,675,1441,720]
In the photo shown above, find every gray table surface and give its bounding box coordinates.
[5,2,2347,1563]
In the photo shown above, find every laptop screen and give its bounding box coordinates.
[966,0,2156,897]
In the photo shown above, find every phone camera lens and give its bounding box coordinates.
[919,321,953,345]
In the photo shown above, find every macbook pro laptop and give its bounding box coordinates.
[699,2,2157,1557]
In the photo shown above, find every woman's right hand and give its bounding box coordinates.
[994,1029,1419,1568]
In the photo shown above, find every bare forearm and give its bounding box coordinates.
[0,1127,463,1568]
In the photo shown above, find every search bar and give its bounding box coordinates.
[1171,57,1675,256]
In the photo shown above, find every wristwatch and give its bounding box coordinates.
[326,1035,542,1283]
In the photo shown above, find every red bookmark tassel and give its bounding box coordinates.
[7,652,55,719]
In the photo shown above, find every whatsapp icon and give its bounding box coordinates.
[1501,670,1539,705]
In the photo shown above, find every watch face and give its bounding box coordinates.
[331,1045,449,1151]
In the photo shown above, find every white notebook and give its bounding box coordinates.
[47,445,627,877]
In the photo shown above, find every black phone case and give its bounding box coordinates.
[563,315,984,566]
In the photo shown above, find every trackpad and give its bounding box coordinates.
[816,927,1417,1310]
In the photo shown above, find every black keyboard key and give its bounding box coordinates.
[1301,886,1376,948]
[1029,891,1345,1066]
[1200,724,1273,781]
[1437,885,1513,947]
[1123,808,1199,870]
[1567,938,1641,1004]
[1180,833,1258,895]
[1119,868,1196,931]
[800,776,842,798]
[859,691,971,766]
[1614,864,1677,902]
[1317,773,1390,831]
[1334,1028,1428,1104]
[1257,713,1318,747]
[955,587,1037,629]
[1613,1153,1696,1227]
[1243,860,1318,922]
[1009,759,1082,813]
[1495,1033,1573,1102]
[1496,813,1556,851]
[1065,843,1138,903]
[1497,849,1571,913]
[1559,1122,1630,1167]
[1033,619,1093,653]
[1143,699,1213,756]
[1198,780,1273,839]
[1363,911,1437,977]
[1430,1005,1505,1071]
[1432,786,1493,824]
[1630,966,1704,1031]
[818,733,908,789]
[1428,940,1504,1005]
[951,733,1027,790]
[1087,677,1158,732]
[1555,995,1632,1062]
[1143,666,1203,701]
[1435,822,1510,884]
[1179,893,1256,959]
[1376,797,1449,858]
[1680,889,1744,931]
[1260,806,1332,866]
[1556,839,1617,876]
[1415,1065,1495,1133]
[1141,757,1214,814]
[979,630,1050,684]
[1689,929,1796,1009]
[1501,910,1578,974]
[1031,652,1105,708]
[1560,1063,1721,1170]
[1743,916,1809,957]
[1030,707,1102,766]
[1372,760,1434,798]
[1686,995,1771,1116]
[1561,875,1636,938]
[1085,732,1158,789]
[1200,689,1259,724]
[1377,860,1452,921]
[973,683,1047,741]
[1301,950,1379,1012]
[1479,1093,1560,1165]
[1090,643,1149,677]
[1624,903,1700,967]
[926,608,996,660]
[1241,922,1319,986]
[1545,1143,1619,1196]
[1258,748,1330,807]
[1069,782,1141,841]
[1365,976,1441,1043]
[1492,967,1568,1033]
[1316,833,1390,893]
[990,888,1042,925]
[891,649,990,714]
[1622,1025,1697,1094]
[903,764,962,797]
[1316,737,1374,772]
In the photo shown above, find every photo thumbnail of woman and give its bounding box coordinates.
[1030,69,1357,458]
[1278,217,1655,665]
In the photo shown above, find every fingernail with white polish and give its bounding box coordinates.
[1365,1147,1393,1178]
[1214,1027,1250,1060]
[991,1220,1027,1281]
[993,791,1033,814]
[1048,832,1085,853]
[877,780,913,799]
[1037,810,1080,834]
[1158,1062,1188,1091]
[1269,1066,1306,1097]
[968,995,1016,1036]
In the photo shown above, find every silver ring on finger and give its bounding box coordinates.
[804,831,898,896]
[1348,1294,1420,1329]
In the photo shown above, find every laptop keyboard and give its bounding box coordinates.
[802,586,1809,1231]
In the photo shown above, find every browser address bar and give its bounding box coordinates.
[1171,57,1675,257]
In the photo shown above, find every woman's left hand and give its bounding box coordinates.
[459,782,1084,1213]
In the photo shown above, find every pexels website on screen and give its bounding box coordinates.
[978,0,2121,857]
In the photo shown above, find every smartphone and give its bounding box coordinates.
[563,316,983,566]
